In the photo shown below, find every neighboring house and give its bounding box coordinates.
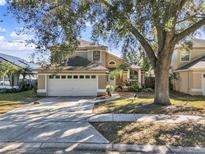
[172,38,205,95]
[0,53,39,89]
[37,40,144,96]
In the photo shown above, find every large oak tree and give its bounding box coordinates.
[9,0,205,105]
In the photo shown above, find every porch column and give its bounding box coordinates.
[138,69,141,88]
[127,69,130,80]
[3,76,5,87]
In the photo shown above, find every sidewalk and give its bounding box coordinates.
[88,113,205,123]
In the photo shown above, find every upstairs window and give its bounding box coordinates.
[180,50,190,62]
[93,51,101,62]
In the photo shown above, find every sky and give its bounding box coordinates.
[0,0,121,62]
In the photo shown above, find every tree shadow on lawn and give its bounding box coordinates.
[92,122,205,147]
[113,102,205,115]
[94,97,205,115]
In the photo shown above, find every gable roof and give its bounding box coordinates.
[0,53,39,70]
[177,55,205,71]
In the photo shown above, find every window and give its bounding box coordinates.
[85,75,90,79]
[55,75,60,79]
[79,75,84,79]
[93,51,101,61]
[67,75,72,79]
[49,75,54,79]
[73,75,78,79]
[61,75,66,79]
[180,51,190,62]
[91,75,96,79]
[109,61,116,65]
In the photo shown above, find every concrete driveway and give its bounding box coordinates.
[0,97,108,153]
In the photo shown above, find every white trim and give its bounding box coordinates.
[97,89,106,92]
[37,89,46,93]
[138,69,141,88]
[191,88,202,92]
[45,74,48,93]
[97,75,99,90]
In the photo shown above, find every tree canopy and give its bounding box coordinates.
[9,0,205,63]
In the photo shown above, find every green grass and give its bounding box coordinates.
[93,92,205,115]
[92,122,205,147]
[0,90,38,114]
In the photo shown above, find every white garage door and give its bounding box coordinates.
[47,75,97,96]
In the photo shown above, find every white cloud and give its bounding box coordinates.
[10,31,32,40]
[0,27,6,32]
[0,35,35,52]
[0,0,6,6]
[0,35,5,41]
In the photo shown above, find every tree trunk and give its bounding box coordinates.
[153,63,171,105]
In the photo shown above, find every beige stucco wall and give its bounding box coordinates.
[192,72,202,89]
[105,52,125,68]
[178,72,189,93]
[38,75,45,89]
[98,75,107,89]
[174,71,204,95]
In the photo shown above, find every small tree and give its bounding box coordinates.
[0,62,22,87]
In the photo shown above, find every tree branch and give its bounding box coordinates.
[100,0,157,67]
[175,18,205,42]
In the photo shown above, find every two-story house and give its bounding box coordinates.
[172,38,205,96]
[37,40,144,96]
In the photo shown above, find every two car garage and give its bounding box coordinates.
[47,74,98,96]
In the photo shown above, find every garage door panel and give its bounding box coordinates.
[47,77,97,96]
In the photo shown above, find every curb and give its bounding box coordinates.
[1,142,205,153]
[40,143,205,153]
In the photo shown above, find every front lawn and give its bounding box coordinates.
[0,90,38,114]
[93,92,205,115]
[92,122,205,147]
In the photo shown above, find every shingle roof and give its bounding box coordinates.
[177,55,205,71]
[66,55,91,66]
[0,53,39,70]
[40,55,108,72]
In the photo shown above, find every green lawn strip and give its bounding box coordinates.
[0,90,38,114]
[93,92,205,115]
[92,122,205,147]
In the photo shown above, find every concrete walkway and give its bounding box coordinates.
[89,113,205,123]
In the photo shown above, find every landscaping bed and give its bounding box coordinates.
[93,92,205,115]
[92,122,205,147]
[0,90,39,114]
